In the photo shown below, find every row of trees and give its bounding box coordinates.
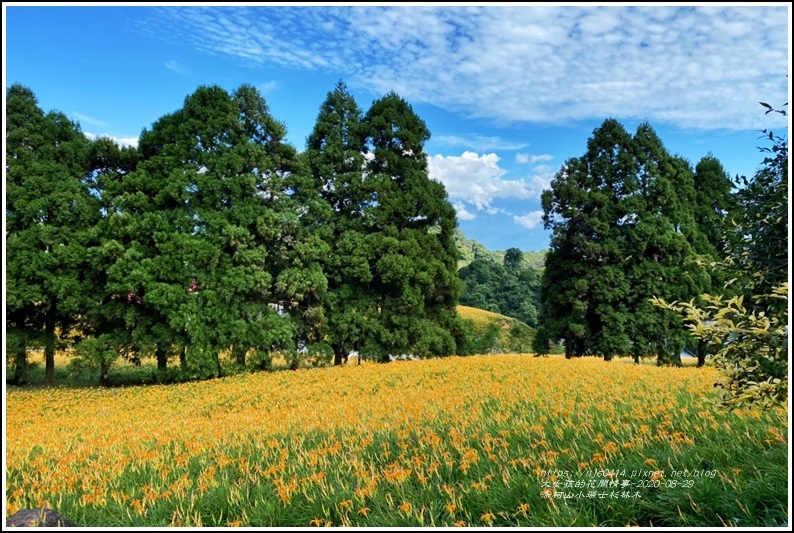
[6,81,464,385]
[532,108,788,408]
[6,80,786,407]
[532,119,738,363]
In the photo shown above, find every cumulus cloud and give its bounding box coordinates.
[513,210,545,230]
[140,5,788,130]
[516,153,553,165]
[452,201,477,220]
[84,132,139,148]
[526,165,557,197]
[428,151,532,210]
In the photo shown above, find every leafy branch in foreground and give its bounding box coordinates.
[652,284,788,409]
[652,100,788,409]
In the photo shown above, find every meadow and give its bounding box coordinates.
[5,353,788,527]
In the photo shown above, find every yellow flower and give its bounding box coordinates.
[481,512,495,525]
[357,507,370,517]
[398,501,412,513]
[445,503,457,515]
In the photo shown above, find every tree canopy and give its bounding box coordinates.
[534,119,711,362]
[6,84,100,384]
[303,84,462,364]
[7,82,466,384]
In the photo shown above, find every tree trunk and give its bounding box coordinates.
[697,339,707,368]
[564,341,572,360]
[13,342,28,385]
[233,345,246,367]
[603,353,613,362]
[215,352,223,378]
[44,302,57,386]
[633,353,639,365]
[99,360,110,387]
[333,346,346,367]
[179,344,188,371]
[156,345,168,371]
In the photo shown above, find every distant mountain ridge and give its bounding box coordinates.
[454,229,546,270]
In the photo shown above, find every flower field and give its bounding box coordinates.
[5,354,788,527]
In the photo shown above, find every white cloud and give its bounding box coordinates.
[428,151,532,210]
[257,81,278,94]
[516,153,553,165]
[513,210,544,230]
[434,134,527,152]
[452,201,477,220]
[142,5,788,131]
[72,112,105,127]
[164,59,187,74]
[84,132,139,148]
[526,171,553,199]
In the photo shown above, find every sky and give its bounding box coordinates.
[3,3,791,252]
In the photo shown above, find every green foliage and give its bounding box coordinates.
[458,257,540,327]
[652,102,788,409]
[537,119,712,362]
[454,229,547,270]
[304,83,462,364]
[456,307,535,355]
[653,287,788,409]
[5,83,100,384]
[90,84,323,379]
[70,335,127,386]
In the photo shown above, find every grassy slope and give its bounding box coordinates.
[457,305,536,355]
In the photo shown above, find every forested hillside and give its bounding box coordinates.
[454,229,546,270]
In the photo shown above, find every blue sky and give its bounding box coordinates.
[3,4,790,252]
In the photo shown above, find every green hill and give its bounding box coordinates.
[456,305,535,355]
[454,229,547,270]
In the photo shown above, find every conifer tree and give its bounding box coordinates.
[6,84,99,384]
[96,84,324,378]
[536,119,709,363]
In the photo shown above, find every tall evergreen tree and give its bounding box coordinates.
[536,119,708,363]
[303,81,370,366]
[97,84,323,378]
[6,84,99,385]
[623,126,709,364]
[305,87,463,363]
[537,119,636,360]
[360,92,463,361]
[654,101,788,408]
[692,154,737,258]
